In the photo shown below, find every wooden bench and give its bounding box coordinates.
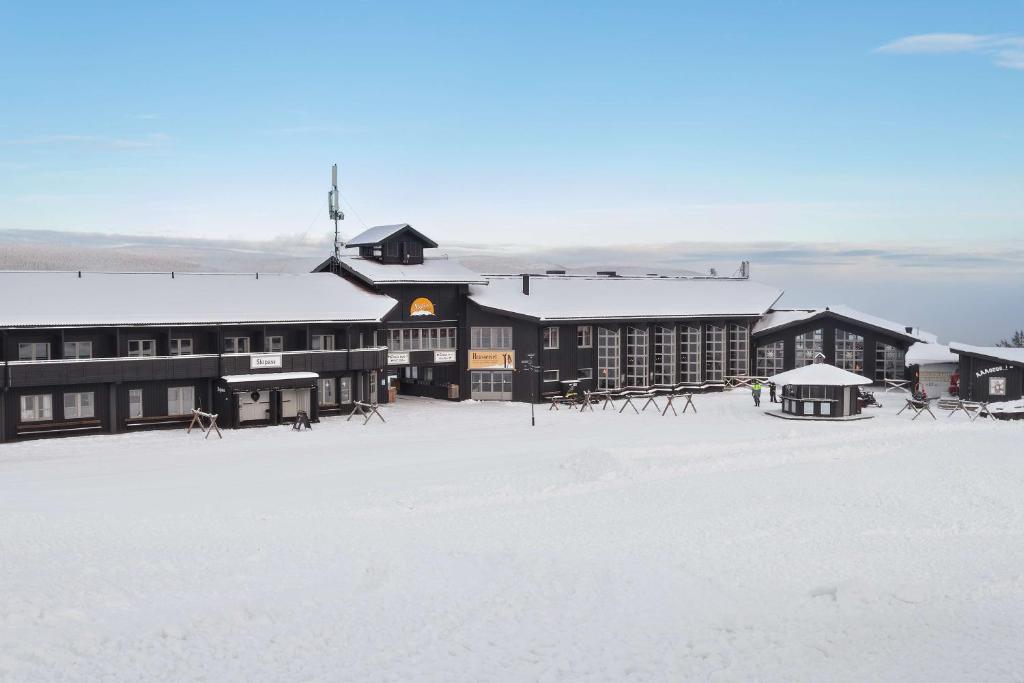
[126,415,193,428]
[17,418,103,435]
[898,398,936,420]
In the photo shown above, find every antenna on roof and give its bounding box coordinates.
[328,163,345,261]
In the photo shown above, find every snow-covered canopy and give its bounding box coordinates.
[768,363,874,387]
[949,343,1024,367]
[344,224,437,248]
[469,275,783,321]
[905,342,958,367]
[753,305,933,342]
[0,272,397,327]
[223,372,319,384]
[340,256,488,285]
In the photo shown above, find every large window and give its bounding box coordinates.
[626,327,649,387]
[470,370,513,400]
[728,323,749,377]
[127,339,157,357]
[63,341,93,359]
[469,327,511,350]
[794,329,823,366]
[167,386,195,415]
[19,394,52,422]
[170,338,193,356]
[225,337,250,354]
[338,377,353,404]
[577,326,592,349]
[543,369,560,383]
[835,330,864,373]
[543,327,560,349]
[756,341,784,376]
[875,343,905,381]
[18,343,50,361]
[129,388,144,418]
[265,336,284,352]
[704,324,725,382]
[318,378,337,406]
[64,392,95,419]
[597,327,621,390]
[653,326,676,385]
[390,327,458,351]
[577,367,593,380]
[312,334,335,351]
[679,325,701,383]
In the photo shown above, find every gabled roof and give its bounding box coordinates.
[0,271,397,327]
[768,363,873,387]
[469,275,783,322]
[905,342,958,367]
[753,305,931,343]
[345,224,438,248]
[340,256,488,286]
[949,343,1024,367]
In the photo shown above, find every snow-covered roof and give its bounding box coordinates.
[223,372,319,384]
[344,224,437,248]
[0,272,397,327]
[949,343,1024,367]
[905,342,958,367]
[469,275,783,321]
[753,305,930,342]
[341,256,488,285]
[768,363,873,387]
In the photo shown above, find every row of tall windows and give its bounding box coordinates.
[470,327,512,349]
[388,327,457,351]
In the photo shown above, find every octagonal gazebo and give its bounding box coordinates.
[767,363,874,420]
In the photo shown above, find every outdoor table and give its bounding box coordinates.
[898,398,936,420]
[347,401,386,425]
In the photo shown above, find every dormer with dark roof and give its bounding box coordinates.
[345,224,438,265]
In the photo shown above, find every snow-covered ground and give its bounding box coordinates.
[2,392,1023,682]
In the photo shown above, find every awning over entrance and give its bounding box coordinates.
[221,372,319,391]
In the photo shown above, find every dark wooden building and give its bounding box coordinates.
[0,272,395,441]
[950,343,1024,404]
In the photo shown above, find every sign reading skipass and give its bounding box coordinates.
[469,350,515,370]
[410,297,436,317]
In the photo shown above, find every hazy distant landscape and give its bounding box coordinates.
[1,228,1019,345]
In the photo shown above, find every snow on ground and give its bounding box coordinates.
[2,392,1023,682]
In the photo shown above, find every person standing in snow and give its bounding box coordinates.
[751,381,762,406]
[769,382,777,403]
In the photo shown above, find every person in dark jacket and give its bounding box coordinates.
[769,382,777,403]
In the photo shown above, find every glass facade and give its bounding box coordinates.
[704,324,724,382]
[794,329,823,366]
[597,327,621,390]
[653,326,676,385]
[728,323,749,377]
[625,327,649,387]
[834,330,865,374]
[875,343,905,381]
[679,325,701,383]
[755,341,784,376]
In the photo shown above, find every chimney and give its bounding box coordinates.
[522,273,530,295]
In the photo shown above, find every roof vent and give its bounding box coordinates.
[596,270,617,277]
[522,273,530,295]
[545,269,566,275]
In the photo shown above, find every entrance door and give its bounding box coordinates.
[370,371,379,404]
[280,389,311,418]
[471,370,513,400]
[239,391,271,422]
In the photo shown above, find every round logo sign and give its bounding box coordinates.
[410,297,436,317]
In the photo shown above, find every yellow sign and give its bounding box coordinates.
[468,350,516,370]
[410,297,436,317]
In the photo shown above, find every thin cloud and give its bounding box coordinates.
[875,33,1024,70]
[0,133,171,149]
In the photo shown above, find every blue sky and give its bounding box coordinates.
[1,1,1022,246]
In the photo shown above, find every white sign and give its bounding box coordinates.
[434,350,457,363]
[250,353,283,370]
[388,351,410,366]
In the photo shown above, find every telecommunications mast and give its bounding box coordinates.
[328,163,345,260]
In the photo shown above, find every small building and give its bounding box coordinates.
[905,342,959,399]
[949,343,1024,406]
[767,363,873,420]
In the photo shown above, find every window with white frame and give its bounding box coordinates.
[170,338,193,356]
[653,326,676,385]
[704,324,725,381]
[543,369,559,382]
[597,327,621,390]
[626,327,649,387]
[264,335,284,352]
[794,329,823,366]
[390,327,458,351]
[338,376,353,404]
[318,378,337,405]
[470,327,512,349]
[679,325,701,383]
[543,326,560,349]
[63,341,93,359]
[834,330,864,373]
[577,367,593,380]
[167,386,195,415]
[63,392,95,419]
[728,323,749,377]
[19,394,52,422]
[989,376,1007,396]
[577,326,592,348]
[755,341,784,376]
[18,342,50,361]
[875,343,905,381]
[225,337,250,354]
[127,339,157,357]
[312,334,335,351]
[128,388,144,418]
